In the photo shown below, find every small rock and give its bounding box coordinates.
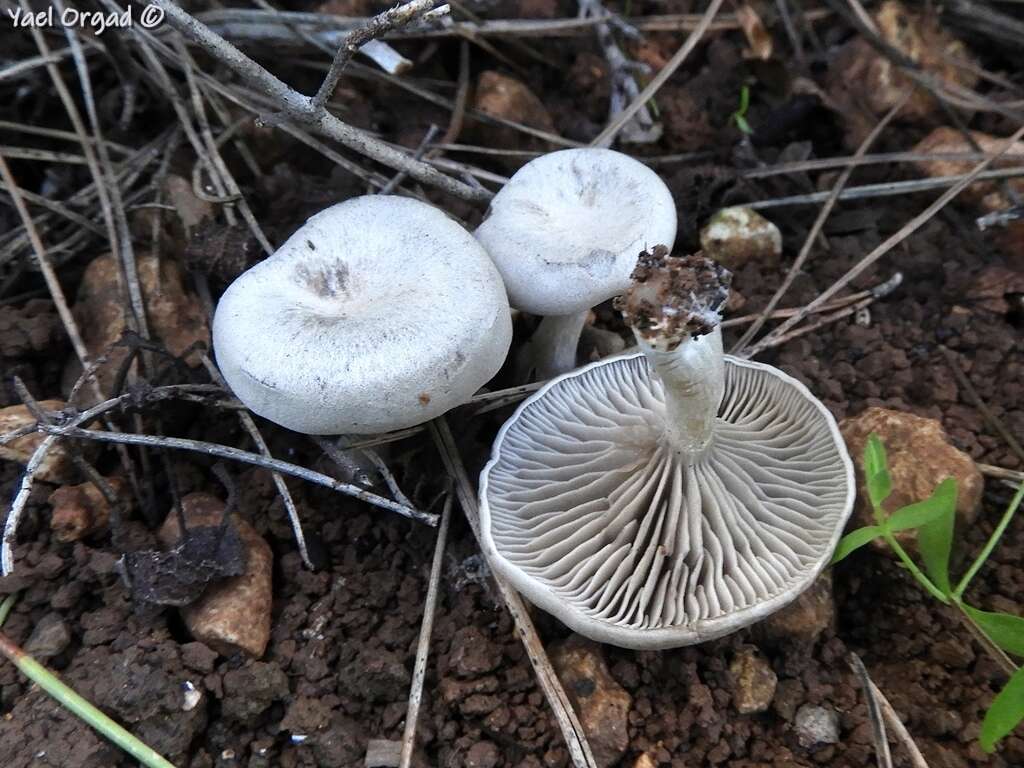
[794,704,840,749]
[472,71,556,153]
[826,0,977,147]
[632,754,657,768]
[465,741,501,768]
[449,626,502,677]
[221,662,289,723]
[930,637,975,669]
[700,207,782,269]
[181,642,219,673]
[48,476,127,543]
[966,266,1024,315]
[550,636,631,768]
[756,572,834,646]
[0,299,60,358]
[365,739,402,768]
[64,252,209,400]
[24,613,71,659]
[158,493,273,658]
[729,646,777,714]
[913,128,1024,213]
[338,647,411,703]
[0,400,76,483]
[840,407,983,550]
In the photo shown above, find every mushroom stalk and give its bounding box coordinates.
[518,310,589,380]
[636,328,725,461]
[617,247,732,463]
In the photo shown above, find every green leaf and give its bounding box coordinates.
[864,433,887,479]
[864,434,891,508]
[888,481,956,531]
[964,605,1024,657]
[981,666,1024,752]
[914,477,958,595]
[734,114,753,135]
[831,526,883,565]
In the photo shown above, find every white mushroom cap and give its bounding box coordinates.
[474,148,677,316]
[479,353,854,649]
[213,196,512,435]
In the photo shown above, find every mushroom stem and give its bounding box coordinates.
[617,247,732,463]
[517,310,589,381]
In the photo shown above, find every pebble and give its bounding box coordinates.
[550,635,631,768]
[756,572,834,647]
[794,704,840,749]
[840,407,984,551]
[465,741,501,768]
[24,613,71,659]
[158,492,273,658]
[0,401,76,484]
[48,476,127,543]
[729,647,778,714]
[63,252,208,400]
[700,207,782,269]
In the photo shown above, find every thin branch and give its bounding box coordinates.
[150,0,488,202]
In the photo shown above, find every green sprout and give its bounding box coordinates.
[731,85,754,136]
[833,433,1024,752]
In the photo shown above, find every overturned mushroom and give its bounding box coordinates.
[474,148,676,379]
[479,248,854,649]
[214,196,512,434]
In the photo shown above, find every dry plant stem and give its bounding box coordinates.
[590,0,726,147]
[0,153,89,362]
[34,424,438,526]
[429,418,598,768]
[152,0,488,202]
[399,492,453,768]
[978,463,1024,483]
[50,0,151,342]
[0,632,175,768]
[310,0,439,112]
[361,448,416,509]
[747,167,1024,210]
[868,678,931,768]
[848,654,894,768]
[733,93,909,354]
[198,8,830,40]
[747,121,1024,358]
[202,356,313,568]
[579,0,660,144]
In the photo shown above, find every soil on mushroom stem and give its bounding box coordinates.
[2,9,1024,768]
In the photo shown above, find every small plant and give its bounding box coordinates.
[833,434,1024,751]
[731,85,754,135]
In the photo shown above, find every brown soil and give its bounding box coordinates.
[2,2,1024,767]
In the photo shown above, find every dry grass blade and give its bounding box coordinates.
[590,0,726,147]
[745,121,1024,358]
[732,91,910,354]
[399,491,453,768]
[429,418,598,768]
[848,653,894,768]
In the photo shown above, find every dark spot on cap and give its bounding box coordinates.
[418,393,431,406]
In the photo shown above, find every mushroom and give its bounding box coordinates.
[474,148,677,379]
[213,196,513,435]
[479,248,854,649]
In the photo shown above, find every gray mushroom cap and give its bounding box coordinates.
[474,148,677,316]
[213,196,512,435]
[479,352,855,649]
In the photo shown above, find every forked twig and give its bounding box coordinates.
[849,654,894,768]
[150,0,488,202]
